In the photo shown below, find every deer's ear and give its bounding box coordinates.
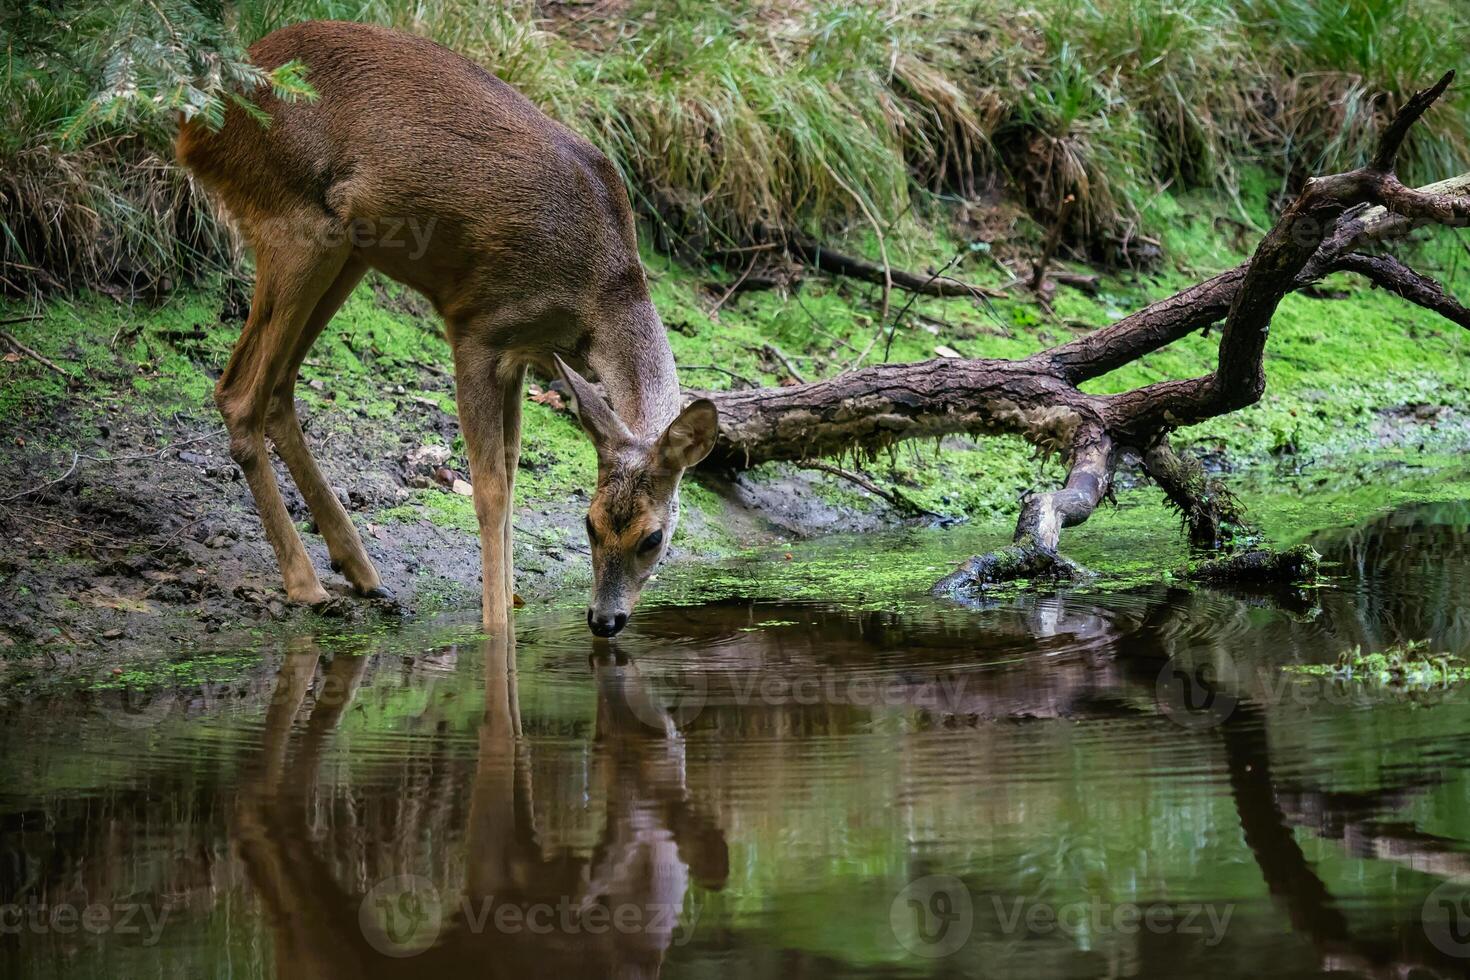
[553,355,632,456]
[657,398,719,471]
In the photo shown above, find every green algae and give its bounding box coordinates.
[1283,641,1470,688]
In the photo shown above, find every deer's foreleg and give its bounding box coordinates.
[499,364,526,615]
[454,343,514,633]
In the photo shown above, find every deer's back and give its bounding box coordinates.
[178,21,645,330]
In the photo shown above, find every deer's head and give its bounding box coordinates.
[554,356,718,637]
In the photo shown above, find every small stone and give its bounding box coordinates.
[452,479,474,497]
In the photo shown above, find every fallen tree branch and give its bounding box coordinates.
[768,226,1004,300]
[687,72,1470,593]
[1332,252,1470,329]
[1141,440,1252,549]
[0,329,71,378]
[931,427,1112,593]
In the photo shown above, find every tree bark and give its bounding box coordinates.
[691,72,1470,590]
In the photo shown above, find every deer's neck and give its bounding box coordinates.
[586,299,681,442]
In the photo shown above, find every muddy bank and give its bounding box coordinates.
[0,377,898,660]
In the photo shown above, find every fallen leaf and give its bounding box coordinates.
[935,345,963,358]
[513,593,526,608]
[530,388,565,411]
[2,352,19,363]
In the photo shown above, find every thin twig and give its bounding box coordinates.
[707,253,758,318]
[0,330,71,378]
[758,343,807,383]
[679,365,759,389]
[1031,194,1076,294]
[882,251,969,363]
[800,460,951,521]
[0,453,81,504]
[792,292,857,352]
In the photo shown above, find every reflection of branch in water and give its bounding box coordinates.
[233,632,728,979]
[1310,501,1470,655]
[1220,703,1468,979]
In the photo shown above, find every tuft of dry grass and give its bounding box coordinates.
[4,0,1468,296]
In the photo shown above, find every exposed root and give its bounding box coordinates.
[1186,545,1321,584]
[931,428,1111,597]
[931,540,1088,599]
[1142,441,1253,549]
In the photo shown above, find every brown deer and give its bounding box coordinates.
[176,21,718,636]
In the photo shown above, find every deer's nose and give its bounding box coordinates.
[587,609,629,638]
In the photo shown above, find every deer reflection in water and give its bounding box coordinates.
[233,633,727,978]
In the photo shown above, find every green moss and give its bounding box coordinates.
[512,406,597,507]
[379,488,479,533]
[1283,642,1470,687]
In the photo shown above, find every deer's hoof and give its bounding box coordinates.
[361,585,396,601]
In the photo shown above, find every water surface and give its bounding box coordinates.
[3,498,1470,978]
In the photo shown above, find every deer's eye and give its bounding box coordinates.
[638,529,663,555]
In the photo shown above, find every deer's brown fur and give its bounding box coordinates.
[177,21,715,634]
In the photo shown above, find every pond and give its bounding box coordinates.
[3,494,1470,978]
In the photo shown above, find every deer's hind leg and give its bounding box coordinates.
[216,228,352,605]
[264,257,391,599]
